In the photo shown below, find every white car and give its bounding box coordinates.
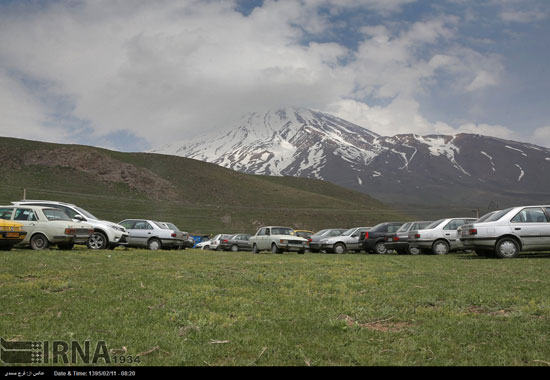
[249,226,308,254]
[408,218,477,255]
[195,234,232,250]
[460,205,550,258]
[195,239,212,250]
[118,219,185,250]
[12,200,128,250]
[0,205,94,250]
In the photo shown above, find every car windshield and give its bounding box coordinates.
[164,223,180,231]
[341,228,356,236]
[476,212,496,222]
[417,221,433,229]
[424,219,445,229]
[312,229,329,236]
[43,208,72,221]
[271,228,294,235]
[74,206,98,220]
[484,208,514,222]
[397,223,412,232]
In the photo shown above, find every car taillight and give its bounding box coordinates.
[222,239,228,243]
[64,228,76,235]
[393,236,399,242]
[414,233,420,239]
[469,229,477,235]
[171,233,177,238]
[364,232,368,239]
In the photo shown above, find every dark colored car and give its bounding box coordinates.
[359,222,405,254]
[308,228,347,253]
[384,221,433,254]
[218,234,252,252]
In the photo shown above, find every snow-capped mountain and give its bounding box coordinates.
[151,107,550,209]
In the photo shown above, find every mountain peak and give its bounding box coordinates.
[151,108,550,208]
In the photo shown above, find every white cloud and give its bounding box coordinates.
[0,0,546,150]
[532,126,550,147]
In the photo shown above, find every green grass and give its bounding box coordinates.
[1,248,550,366]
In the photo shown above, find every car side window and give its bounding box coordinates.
[0,208,13,220]
[134,221,151,230]
[257,228,265,236]
[443,220,463,230]
[120,221,135,229]
[14,208,37,221]
[511,208,548,223]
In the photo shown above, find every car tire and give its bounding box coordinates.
[30,234,49,250]
[333,243,346,254]
[494,237,520,259]
[374,241,387,254]
[231,245,239,252]
[407,246,420,255]
[252,244,259,254]
[271,243,282,254]
[87,231,108,250]
[57,243,74,250]
[147,238,162,251]
[432,240,450,255]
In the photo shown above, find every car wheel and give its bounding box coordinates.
[58,243,74,250]
[494,237,520,259]
[30,234,49,250]
[333,243,346,254]
[374,242,387,254]
[87,231,108,250]
[147,238,162,251]
[231,245,239,252]
[252,244,259,253]
[407,246,420,255]
[432,240,450,255]
[271,244,282,254]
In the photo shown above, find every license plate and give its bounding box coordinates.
[6,233,20,238]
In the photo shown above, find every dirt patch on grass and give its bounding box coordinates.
[466,306,510,316]
[338,314,413,332]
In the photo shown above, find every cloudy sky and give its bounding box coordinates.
[0,0,549,151]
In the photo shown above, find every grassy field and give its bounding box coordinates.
[1,247,550,366]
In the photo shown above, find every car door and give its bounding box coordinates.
[348,228,368,250]
[442,219,462,248]
[239,235,251,250]
[132,220,155,247]
[510,207,548,250]
[12,208,39,243]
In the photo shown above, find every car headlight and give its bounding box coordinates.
[280,239,288,244]
[109,224,126,233]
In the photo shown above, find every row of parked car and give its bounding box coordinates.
[0,200,194,251]
[0,199,548,259]
[194,204,550,259]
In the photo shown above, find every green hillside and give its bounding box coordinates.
[0,137,410,234]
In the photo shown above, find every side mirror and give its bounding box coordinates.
[74,214,85,222]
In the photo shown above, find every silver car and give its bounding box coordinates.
[408,218,477,255]
[308,228,347,253]
[318,227,370,254]
[460,205,550,258]
[118,219,185,250]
